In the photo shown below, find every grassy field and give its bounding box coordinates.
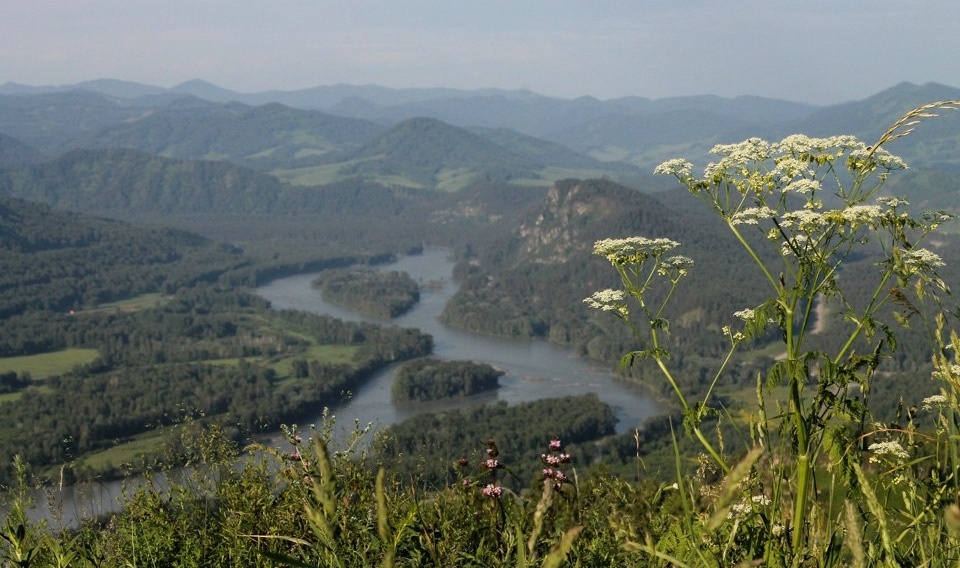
[79,293,171,315]
[268,344,359,379]
[76,430,171,474]
[0,348,100,379]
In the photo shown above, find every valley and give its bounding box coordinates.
[1,79,958,490]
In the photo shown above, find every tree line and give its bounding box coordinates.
[391,358,502,402]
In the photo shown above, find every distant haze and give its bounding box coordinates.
[3,1,959,105]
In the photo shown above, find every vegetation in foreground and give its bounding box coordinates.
[5,103,960,567]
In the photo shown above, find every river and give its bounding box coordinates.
[25,248,660,527]
[256,248,661,438]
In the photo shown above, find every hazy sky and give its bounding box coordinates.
[4,1,958,104]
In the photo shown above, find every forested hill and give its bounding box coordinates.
[0,196,247,318]
[0,148,293,215]
[442,178,766,363]
[339,117,541,187]
[0,146,557,248]
[80,101,386,171]
[0,132,43,167]
[0,148,424,221]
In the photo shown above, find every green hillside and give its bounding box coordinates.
[339,117,542,189]
[0,148,291,215]
[0,132,43,167]
[0,195,246,319]
[0,90,154,152]
[83,101,386,170]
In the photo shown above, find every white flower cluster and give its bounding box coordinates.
[771,156,814,181]
[731,206,776,226]
[593,237,681,265]
[868,440,909,463]
[655,134,909,215]
[583,289,628,317]
[838,205,884,226]
[710,137,772,165]
[733,308,755,321]
[782,178,820,195]
[921,394,948,411]
[848,146,908,171]
[780,210,827,231]
[902,248,945,270]
[653,158,694,178]
[728,494,772,519]
[876,196,910,208]
[776,134,862,156]
[657,255,695,279]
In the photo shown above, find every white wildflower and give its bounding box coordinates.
[780,210,826,230]
[783,179,820,195]
[663,255,694,270]
[654,158,694,178]
[877,196,910,208]
[839,205,883,226]
[922,394,948,411]
[824,134,863,151]
[657,255,695,279]
[733,309,755,321]
[593,237,681,265]
[776,134,818,155]
[777,134,863,164]
[902,248,945,269]
[727,495,771,519]
[584,289,628,316]
[751,494,771,506]
[873,148,908,170]
[868,441,909,463]
[728,502,751,519]
[780,234,809,256]
[772,157,813,180]
[848,147,908,171]
[731,206,775,226]
[710,138,772,164]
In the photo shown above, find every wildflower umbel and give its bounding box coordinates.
[583,289,628,317]
[868,441,909,463]
[592,237,680,265]
[922,394,948,411]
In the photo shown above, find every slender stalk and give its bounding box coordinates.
[727,221,781,295]
[789,368,811,553]
[833,269,894,366]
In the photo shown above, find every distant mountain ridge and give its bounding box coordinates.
[2,78,959,183]
[340,117,540,188]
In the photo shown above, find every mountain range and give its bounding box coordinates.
[1,78,958,431]
[3,79,960,181]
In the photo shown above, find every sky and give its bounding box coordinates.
[3,1,959,105]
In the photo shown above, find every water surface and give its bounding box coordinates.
[256,248,661,437]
